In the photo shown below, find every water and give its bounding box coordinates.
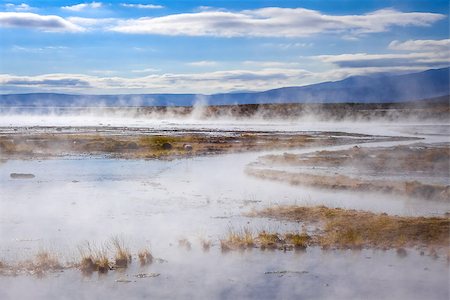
[0,121,448,299]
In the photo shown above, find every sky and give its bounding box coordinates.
[0,0,448,94]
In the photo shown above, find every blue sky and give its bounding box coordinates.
[0,0,448,94]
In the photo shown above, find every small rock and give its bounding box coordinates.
[127,142,138,150]
[10,173,35,179]
[396,248,407,258]
[161,142,172,150]
[183,144,193,151]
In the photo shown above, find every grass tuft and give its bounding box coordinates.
[138,249,153,266]
[110,237,132,268]
[220,227,255,251]
[200,239,212,252]
[258,231,281,250]
[286,232,311,249]
[78,242,110,274]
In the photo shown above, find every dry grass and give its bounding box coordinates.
[8,251,64,277]
[110,237,132,268]
[220,227,255,251]
[137,249,153,266]
[252,205,450,249]
[200,239,212,252]
[257,231,281,250]
[0,130,391,160]
[217,229,312,251]
[178,238,192,250]
[0,239,158,277]
[78,242,110,274]
[285,233,311,249]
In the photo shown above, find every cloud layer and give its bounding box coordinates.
[4,3,33,12]
[0,64,440,94]
[0,7,445,38]
[317,38,450,68]
[0,12,83,31]
[62,2,102,12]
[389,39,450,52]
[110,8,445,37]
[120,3,164,9]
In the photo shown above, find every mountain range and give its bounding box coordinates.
[0,67,448,107]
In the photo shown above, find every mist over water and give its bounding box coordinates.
[0,107,448,300]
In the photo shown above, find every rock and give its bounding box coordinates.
[396,248,407,257]
[183,144,193,151]
[127,142,138,150]
[161,142,172,150]
[10,173,35,179]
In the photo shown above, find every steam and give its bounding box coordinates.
[0,94,448,129]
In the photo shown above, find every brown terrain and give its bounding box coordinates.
[0,130,409,159]
[246,205,450,250]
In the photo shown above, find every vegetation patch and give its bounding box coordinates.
[0,131,407,160]
[0,251,63,277]
[219,228,312,251]
[250,205,450,250]
[220,227,255,251]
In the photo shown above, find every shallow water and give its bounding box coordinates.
[0,121,448,299]
[0,247,448,300]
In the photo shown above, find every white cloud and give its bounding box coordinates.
[186,61,218,67]
[90,70,120,75]
[243,61,302,68]
[67,16,117,28]
[263,42,313,49]
[120,3,164,9]
[109,8,444,37]
[62,2,103,12]
[0,12,84,32]
[389,39,450,52]
[11,45,68,52]
[316,51,449,68]
[4,3,33,12]
[1,7,444,37]
[131,68,160,73]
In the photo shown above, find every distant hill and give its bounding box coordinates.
[1,67,448,107]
